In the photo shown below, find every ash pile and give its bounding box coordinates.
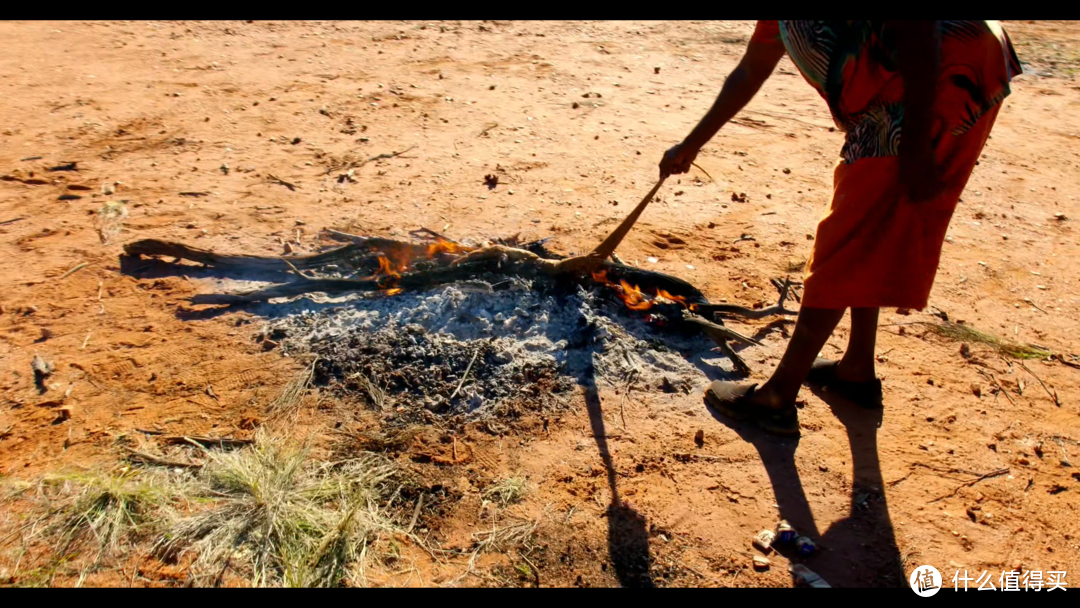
[270,278,726,426]
[124,230,799,427]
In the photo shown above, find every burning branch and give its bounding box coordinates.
[692,277,800,320]
[125,233,798,377]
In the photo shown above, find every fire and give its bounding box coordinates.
[591,270,690,312]
[363,237,475,298]
[426,239,469,257]
[619,279,653,310]
[374,255,402,279]
[656,289,688,307]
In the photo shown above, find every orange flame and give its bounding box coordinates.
[363,238,476,298]
[619,280,653,310]
[591,269,689,312]
[375,255,401,279]
[656,289,688,307]
[427,239,468,257]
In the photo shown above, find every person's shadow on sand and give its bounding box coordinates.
[584,384,655,588]
[704,387,906,588]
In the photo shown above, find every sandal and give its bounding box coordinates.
[805,358,883,409]
[704,381,800,436]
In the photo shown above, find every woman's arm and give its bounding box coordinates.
[893,20,943,202]
[660,37,787,177]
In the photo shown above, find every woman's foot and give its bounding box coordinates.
[805,358,883,409]
[704,381,800,436]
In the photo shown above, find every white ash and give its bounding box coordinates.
[262,277,732,421]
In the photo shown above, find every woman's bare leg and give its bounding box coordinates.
[836,307,880,382]
[749,307,846,409]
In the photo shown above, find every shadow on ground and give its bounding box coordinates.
[704,386,906,588]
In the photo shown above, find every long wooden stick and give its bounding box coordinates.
[590,177,666,260]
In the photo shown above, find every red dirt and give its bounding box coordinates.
[1,20,1078,587]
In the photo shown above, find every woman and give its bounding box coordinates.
[660,21,1021,435]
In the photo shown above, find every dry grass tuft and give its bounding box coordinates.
[154,433,410,587]
[919,321,1052,359]
[482,477,528,507]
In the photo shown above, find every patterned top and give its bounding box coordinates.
[752,21,1022,163]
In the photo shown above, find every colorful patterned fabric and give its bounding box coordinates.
[751,20,1022,164]
[801,105,1000,310]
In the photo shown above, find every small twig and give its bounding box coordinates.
[281,257,316,281]
[322,228,366,244]
[1023,298,1049,314]
[266,174,298,191]
[477,123,499,137]
[976,368,1017,407]
[81,331,92,350]
[520,552,541,587]
[327,145,417,175]
[407,493,424,534]
[681,311,761,347]
[58,262,89,281]
[123,447,202,469]
[450,349,480,400]
[927,468,1009,504]
[1053,354,1080,370]
[0,217,26,226]
[911,462,983,477]
[178,191,210,197]
[1054,438,1072,467]
[410,227,457,243]
[714,340,751,376]
[1019,362,1061,407]
[673,452,730,462]
[161,435,253,449]
[690,162,714,182]
[887,473,912,487]
[696,277,799,320]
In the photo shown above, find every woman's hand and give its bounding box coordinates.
[659,141,700,178]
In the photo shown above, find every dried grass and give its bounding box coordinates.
[482,477,528,507]
[266,358,317,419]
[154,432,409,587]
[919,321,1052,359]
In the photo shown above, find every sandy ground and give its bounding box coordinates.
[0,20,1078,588]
